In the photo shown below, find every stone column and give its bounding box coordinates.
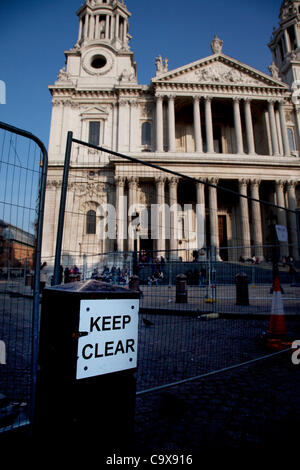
[78,18,83,42]
[205,97,214,153]
[284,29,291,53]
[155,176,166,255]
[156,95,164,152]
[196,180,206,250]
[123,18,127,42]
[193,96,203,153]
[264,110,272,155]
[208,178,219,259]
[238,179,251,259]
[105,14,110,39]
[95,15,100,38]
[115,14,120,39]
[83,14,89,39]
[115,177,126,252]
[295,24,300,49]
[129,100,138,152]
[268,100,280,156]
[42,181,59,261]
[117,99,129,152]
[250,180,264,260]
[275,109,284,155]
[233,98,244,154]
[89,15,95,39]
[278,101,290,156]
[244,99,255,155]
[128,177,139,252]
[275,180,288,257]
[168,95,176,152]
[286,181,299,259]
[110,15,115,39]
[169,177,179,258]
[295,108,300,152]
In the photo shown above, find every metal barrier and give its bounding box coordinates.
[0,122,47,433]
[47,133,300,394]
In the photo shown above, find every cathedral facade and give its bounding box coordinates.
[42,0,300,267]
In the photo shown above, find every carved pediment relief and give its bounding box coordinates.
[193,62,261,85]
[153,54,287,88]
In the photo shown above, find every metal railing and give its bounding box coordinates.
[48,133,300,394]
[0,122,48,433]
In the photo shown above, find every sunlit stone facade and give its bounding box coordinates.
[43,0,300,266]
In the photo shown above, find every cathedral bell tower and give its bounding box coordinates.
[60,0,137,88]
[268,0,300,86]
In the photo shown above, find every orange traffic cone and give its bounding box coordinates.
[267,276,288,337]
[265,276,291,351]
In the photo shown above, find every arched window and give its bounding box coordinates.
[141,122,151,147]
[86,210,96,234]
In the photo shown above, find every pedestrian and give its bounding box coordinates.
[289,263,297,285]
[59,265,63,284]
[64,266,70,284]
[200,266,206,286]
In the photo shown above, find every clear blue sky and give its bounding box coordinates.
[0,0,283,149]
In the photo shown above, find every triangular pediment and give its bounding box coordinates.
[80,106,109,117]
[153,53,287,88]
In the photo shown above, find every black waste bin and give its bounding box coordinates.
[35,279,140,452]
[235,272,249,305]
[176,274,187,303]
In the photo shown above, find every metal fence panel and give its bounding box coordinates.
[49,135,299,393]
[0,122,47,432]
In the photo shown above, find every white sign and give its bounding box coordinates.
[76,298,139,380]
[275,224,288,242]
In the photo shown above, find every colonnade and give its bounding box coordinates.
[155,94,291,157]
[115,176,299,259]
[78,11,127,42]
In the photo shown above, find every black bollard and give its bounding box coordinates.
[176,274,187,303]
[235,272,249,306]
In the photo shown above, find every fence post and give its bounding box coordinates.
[251,264,255,285]
[53,131,73,285]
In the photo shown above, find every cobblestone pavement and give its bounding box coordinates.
[134,351,300,463]
[1,278,300,464]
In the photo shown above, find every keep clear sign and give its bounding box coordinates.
[76,298,139,380]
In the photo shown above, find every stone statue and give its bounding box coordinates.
[57,66,68,81]
[268,62,280,80]
[211,35,223,54]
[156,55,164,73]
[155,55,168,75]
[164,58,168,72]
[119,67,136,82]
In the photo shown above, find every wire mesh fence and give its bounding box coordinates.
[43,134,300,393]
[0,122,47,433]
